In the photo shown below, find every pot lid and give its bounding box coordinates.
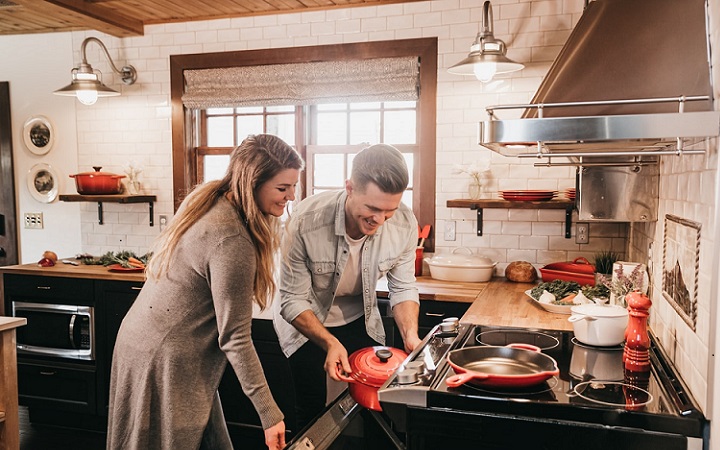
[70,166,125,178]
[427,248,496,268]
[348,346,408,387]
[571,303,628,318]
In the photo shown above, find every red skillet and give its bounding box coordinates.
[446,343,559,388]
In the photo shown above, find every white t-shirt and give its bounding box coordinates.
[324,234,367,327]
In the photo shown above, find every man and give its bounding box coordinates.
[273,143,421,429]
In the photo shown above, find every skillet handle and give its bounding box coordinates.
[446,371,489,388]
[507,343,541,352]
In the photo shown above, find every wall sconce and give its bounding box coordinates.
[54,37,137,105]
[448,1,524,82]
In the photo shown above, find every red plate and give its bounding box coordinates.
[107,264,144,273]
[503,196,555,201]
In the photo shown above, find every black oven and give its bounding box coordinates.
[379,323,708,450]
[11,300,95,360]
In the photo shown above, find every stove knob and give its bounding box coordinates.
[440,317,459,332]
[396,368,419,384]
[406,360,426,374]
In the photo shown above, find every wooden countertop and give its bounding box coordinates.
[376,276,487,303]
[0,264,571,331]
[0,316,26,331]
[462,278,573,331]
[0,261,146,282]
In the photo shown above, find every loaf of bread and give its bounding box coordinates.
[505,261,538,282]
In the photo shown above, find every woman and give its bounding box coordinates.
[107,134,304,450]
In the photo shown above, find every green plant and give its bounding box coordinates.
[593,250,620,274]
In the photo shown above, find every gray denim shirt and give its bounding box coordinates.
[273,190,419,358]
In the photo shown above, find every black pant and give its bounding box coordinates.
[288,316,380,430]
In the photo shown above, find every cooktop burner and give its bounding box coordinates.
[463,375,559,397]
[572,380,654,409]
[476,328,560,350]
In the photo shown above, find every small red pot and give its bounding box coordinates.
[69,166,125,195]
[345,346,408,411]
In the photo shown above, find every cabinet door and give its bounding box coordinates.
[418,300,470,338]
[220,319,297,446]
[19,361,96,413]
[96,280,143,416]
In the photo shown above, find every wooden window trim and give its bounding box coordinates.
[170,38,437,251]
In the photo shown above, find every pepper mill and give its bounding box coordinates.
[624,291,652,372]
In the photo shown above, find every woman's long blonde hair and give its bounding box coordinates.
[147,134,304,309]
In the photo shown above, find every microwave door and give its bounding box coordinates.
[12,301,94,360]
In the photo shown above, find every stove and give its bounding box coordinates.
[378,323,708,450]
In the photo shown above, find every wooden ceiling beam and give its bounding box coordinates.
[11,0,144,37]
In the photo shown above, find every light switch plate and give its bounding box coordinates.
[24,212,43,229]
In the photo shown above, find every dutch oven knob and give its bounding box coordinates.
[375,348,393,363]
[93,166,102,172]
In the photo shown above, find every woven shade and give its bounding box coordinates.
[182,56,419,109]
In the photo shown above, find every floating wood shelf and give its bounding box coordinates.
[446,198,576,238]
[59,194,157,226]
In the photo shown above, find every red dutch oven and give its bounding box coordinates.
[69,166,126,195]
[339,346,408,411]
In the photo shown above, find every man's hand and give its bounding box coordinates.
[403,334,422,353]
[325,340,353,381]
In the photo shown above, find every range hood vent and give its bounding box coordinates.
[478,0,720,161]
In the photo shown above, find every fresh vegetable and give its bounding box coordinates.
[43,250,58,262]
[80,251,151,269]
[37,257,55,267]
[530,280,581,302]
[581,284,610,300]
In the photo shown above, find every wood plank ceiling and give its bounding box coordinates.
[0,0,417,37]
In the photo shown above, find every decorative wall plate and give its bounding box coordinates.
[23,115,55,155]
[27,163,60,203]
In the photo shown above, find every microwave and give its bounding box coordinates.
[11,301,95,360]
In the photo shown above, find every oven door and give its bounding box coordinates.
[286,390,406,450]
[12,301,95,360]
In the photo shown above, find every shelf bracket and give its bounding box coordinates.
[97,202,104,225]
[148,201,154,226]
[471,206,483,236]
[565,206,573,239]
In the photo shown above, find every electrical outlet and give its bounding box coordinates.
[159,215,168,231]
[444,221,456,241]
[24,212,43,229]
[576,222,589,244]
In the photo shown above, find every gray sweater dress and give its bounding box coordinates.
[107,197,283,450]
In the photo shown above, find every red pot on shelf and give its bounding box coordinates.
[339,346,408,411]
[69,166,126,195]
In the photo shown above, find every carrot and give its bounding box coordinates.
[127,257,146,268]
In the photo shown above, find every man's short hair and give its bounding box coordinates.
[351,144,409,194]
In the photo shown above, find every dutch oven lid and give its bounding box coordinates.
[427,247,496,268]
[70,166,125,178]
[348,346,408,387]
[570,303,628,318]
[541,257,595,275]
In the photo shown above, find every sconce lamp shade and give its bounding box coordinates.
[54,37,137,105]
[448,1,524,82]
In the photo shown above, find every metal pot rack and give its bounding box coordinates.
[479,95,720,167]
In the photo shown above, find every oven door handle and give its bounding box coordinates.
[69,314,77,349]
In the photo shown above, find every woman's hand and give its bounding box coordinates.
[264,421,286,450]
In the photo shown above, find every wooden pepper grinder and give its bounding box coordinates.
[624,291,652,372]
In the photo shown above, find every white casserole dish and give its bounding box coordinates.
[424,248,497,282]
[569,303,628,347]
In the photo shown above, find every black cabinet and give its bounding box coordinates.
[220,319,297,448]
[418,300,470,337]
[95,279,143,416]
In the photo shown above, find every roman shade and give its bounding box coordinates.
[181,56,420,109]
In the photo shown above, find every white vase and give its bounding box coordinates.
[609,261,648,306]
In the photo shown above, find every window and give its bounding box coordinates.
[171,38,437,250]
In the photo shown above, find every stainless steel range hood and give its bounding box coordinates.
[478,0,720,159]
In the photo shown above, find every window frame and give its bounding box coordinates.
[170,38,437,251]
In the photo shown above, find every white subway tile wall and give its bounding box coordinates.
[69,0,719,413]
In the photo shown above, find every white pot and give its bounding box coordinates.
[424,248,497,283]
[568,304,628,347]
